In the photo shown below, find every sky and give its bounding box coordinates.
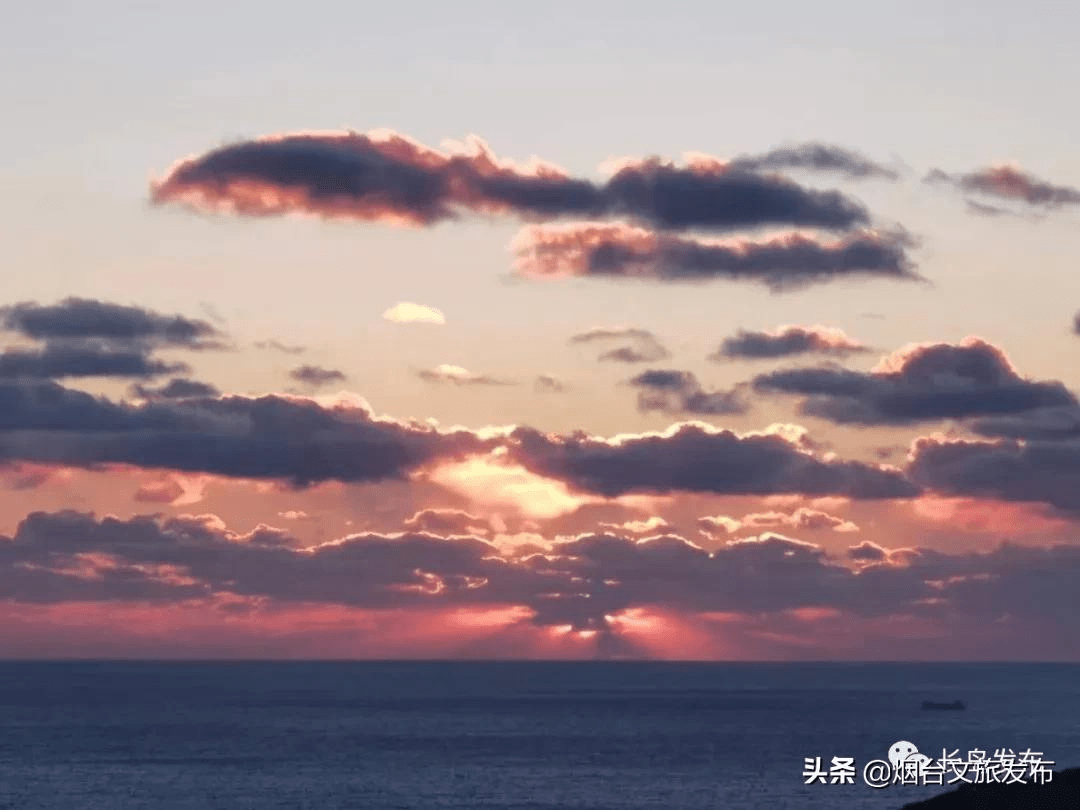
[2,1,1080,659]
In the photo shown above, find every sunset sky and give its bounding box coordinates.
[3,1,1080,659]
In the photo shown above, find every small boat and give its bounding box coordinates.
[922,700,965,711]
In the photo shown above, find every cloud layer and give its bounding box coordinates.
[729,142,900,180]
[3,510,1077,658]
[0,298,225,350]
[0,298,227,382]
[513,224,920,291]
[290,365,348,389]
[504,423,916,499]
[754,338,1075,425]
[130,378,222,400]
[908,434,1080,514]
[712,326,868,361]
[627,370,749,416]
[0,380,490,486]
[152,130,874,233]
[0,376,928,504]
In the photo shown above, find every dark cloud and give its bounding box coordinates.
[514,223,920,291]
[847,540,889,562]
[0,344,188,380]
[753,338,1076,425]
[130,378,222,400]
[970,406,1080,441]
[599,156,871,232]
[255,340,306,355]
[569,326,670,363]
[534,533,1080,632]
[6,511,1078,649]
[534,374,568,393]
[0,379,491,486]
[417,365,513,386]
[0,378,920,499]
[0,298,225,350]
[0,510,512,608]
[711,325,868,361]
[900,542,1080,626]
[966,199,1009,217]
[627,370,749,416]
[505,422,917,499]
[927,165,1080,209]
[729,142,900,180]
[153,130,873,234]
[132,480,185,504]
[0,299,229,382]
[907,435,1080,513]
[289,365,348,389]
[0,511,880,618]
[598,346,667,363]
[571,327,656,342]
[525,532,856,626]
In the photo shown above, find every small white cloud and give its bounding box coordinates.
[383,302,446,325]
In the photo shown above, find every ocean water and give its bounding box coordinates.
[0,661,1076,810]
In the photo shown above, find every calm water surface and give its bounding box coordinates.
[0,661,1076,810]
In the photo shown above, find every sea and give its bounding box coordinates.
[0,661,1076,810]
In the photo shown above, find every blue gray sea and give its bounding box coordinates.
[0,661,1076,809]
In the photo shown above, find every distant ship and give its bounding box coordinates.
[921,700,965,711]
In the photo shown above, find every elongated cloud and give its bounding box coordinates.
[0,345,188,380]
[513,223,920,291]
[907,435,1080,513]
[417,364,513,386]
[0,299,229,381]
[966,199,1009,217]
[599,156,871,231]
[927,165,1080,209]
[711,325,868,361]
[627,370,749,416]
[503,422,917,499]
[570,327,657,342]
[130,378,221,400]
[255,340,306,354]
[152,130,872,233]
[534,374,568,393]
[0,298,225,350]
[0,380,491,486]
[569,326,670,363]
[754,338,1076,425]
[5,511,1078,658]
[729,142,900,179]
[970,405,1080,441]
[382,302,446,325]
[289,365,348,388]
[698,508,858,535]
[0,379,920,501]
